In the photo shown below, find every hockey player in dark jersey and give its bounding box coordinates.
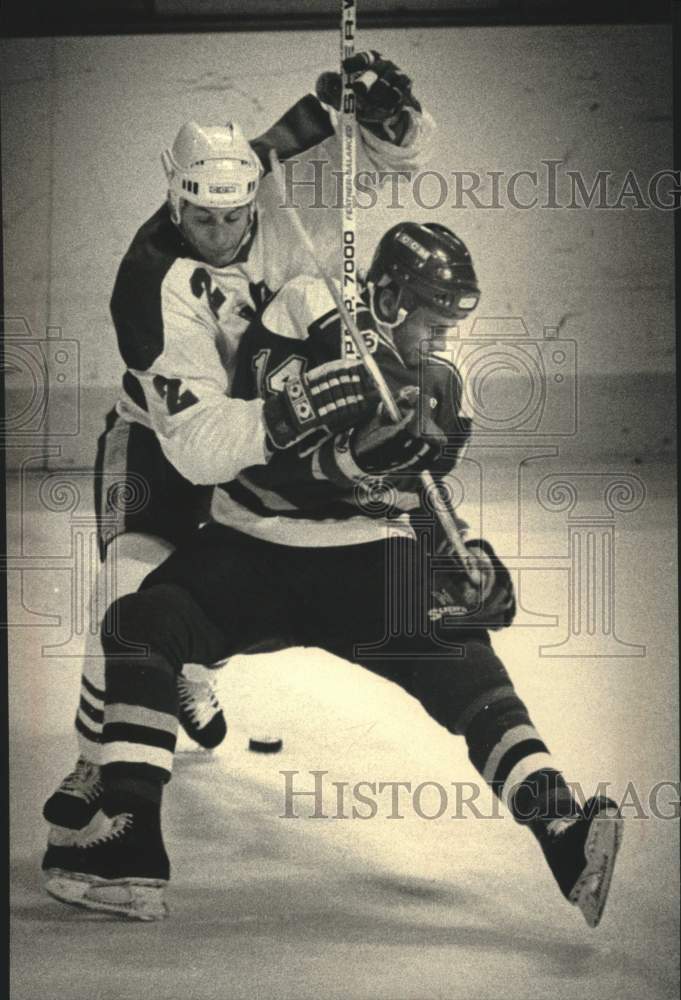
[42,222,622,928]
[42,53,435,832]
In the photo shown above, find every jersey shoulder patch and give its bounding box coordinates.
[110,204,187,371]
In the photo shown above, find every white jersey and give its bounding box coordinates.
[111,96,435,488]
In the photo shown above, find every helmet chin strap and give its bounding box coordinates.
[228,202,257,258]
[168,192,182,226]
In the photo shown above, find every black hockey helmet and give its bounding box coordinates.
[367,221,480,325]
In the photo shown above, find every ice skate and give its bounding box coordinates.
[538,795,623,927]
[177,664,227,750]
[42,757,103,834]
[43,807,169,921]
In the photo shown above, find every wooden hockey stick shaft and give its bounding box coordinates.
[269,147,401,421]
[336,5,476,581]
[341,0,359,359]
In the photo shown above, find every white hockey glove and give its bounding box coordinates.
[263,358,377,450]
[316,51,421,143]
[429,538,516,631]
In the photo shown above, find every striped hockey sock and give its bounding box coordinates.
[461,687,578,827]
[101,650,179,789]
[75,673,105,755]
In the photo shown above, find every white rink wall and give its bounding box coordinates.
[1,24,676,468]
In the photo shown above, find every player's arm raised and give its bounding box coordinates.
[315,50,436,167]
[250,50,434,173]
[255,52,435,281]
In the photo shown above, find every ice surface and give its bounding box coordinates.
[9,462,679,1000]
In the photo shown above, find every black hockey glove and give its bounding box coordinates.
[429,538,516,631]
[312,386,456,492]
[263,358,377,450]
[352,388,445,475]
[316,51,421,143]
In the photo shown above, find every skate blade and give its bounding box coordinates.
[45,870,168,921]
[569,811,623,928]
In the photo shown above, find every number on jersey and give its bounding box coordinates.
[152,376,199,415]
[190,268,226,320]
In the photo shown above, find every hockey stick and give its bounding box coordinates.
[269,146,479,585]
[340,0,363,399]
[336,7,476,583]
[269,11,478,582]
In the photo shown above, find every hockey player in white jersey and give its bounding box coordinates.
[42,52,436,832]
[43,222,622,928]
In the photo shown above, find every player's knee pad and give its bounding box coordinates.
[408,638,515,735]
[101,583,224,671]
[101,584,191,670]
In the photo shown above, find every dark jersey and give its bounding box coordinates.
[210,275,471,547]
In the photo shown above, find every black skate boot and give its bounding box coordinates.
[43,803,169,921]
[536,795,622,927]
[177,665,227,750]
[42,757,103,834]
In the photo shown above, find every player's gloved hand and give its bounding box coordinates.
[429,538,516,631]
[315,385,447,491]
[316,51,421,143]
[263,358,376,450]
[313,386,461,493]
[351,386,445,474]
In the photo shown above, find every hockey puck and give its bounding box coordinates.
[248,736,283,754]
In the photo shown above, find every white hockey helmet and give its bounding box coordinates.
[162,120,263,221]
